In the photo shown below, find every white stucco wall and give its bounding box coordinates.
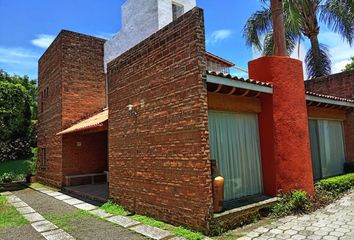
[104,0,196,71]
[158,0,196,29]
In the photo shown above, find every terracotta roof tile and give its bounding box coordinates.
[207,71,353,105]
[206,70,273,88]
[206,52,235,67]
[57,109,108,135]
[305,91,354,103]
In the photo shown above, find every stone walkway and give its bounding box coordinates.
[238,190,354,240]
[8,187,144,240]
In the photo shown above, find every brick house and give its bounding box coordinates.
[37,0,354,233]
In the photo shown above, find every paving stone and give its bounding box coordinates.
[90,209,113,218]
[62,198,84,205]
[323,236,339,240]
[12,201,29,208]
[107,215,140,228]
[254,227,269,234]
[284,229,298,236]
[46,191,62,197]
[330,231,345,237]
[74,203,97,211]
[6,195,22,203]
[23,212,45,222]
[269,229,283,234]
[31,220,57,233]
[292,234,306,240]
[0,191,12,196]
[17,206,36,214]
[130,224,172,240]
[169,237,187,240]
[41,229,74,240]
[54,194,72,201]
[39,190,55,195]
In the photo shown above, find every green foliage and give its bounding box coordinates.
[1,173,15,183]
[243,0,354,78]
[272,173,354,217]
[0,69,37,120]
[0,196,28,228]
[100,201,130,216]
[0,69,38,162]
[271,190,312,217]
[318,173,354,194]
[342,56,354,71]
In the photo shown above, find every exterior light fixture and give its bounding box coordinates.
[127,104,138,117]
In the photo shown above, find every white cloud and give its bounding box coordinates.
[318,32,354,73]
[0,47,38,64]
[207,29,233,45]
[31,34,56,49]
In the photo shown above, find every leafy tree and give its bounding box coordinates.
[244,0,354,79]
[0,69,37,120]
[342,56,354,71]
[0,70,36,161]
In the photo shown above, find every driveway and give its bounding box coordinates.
[236,190,354,240]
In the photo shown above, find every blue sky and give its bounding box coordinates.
[0,0,353,80]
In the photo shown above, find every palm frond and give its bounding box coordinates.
[305,44,332,79]
[262,31,298,56]
[243,8,272,51]
[320,0,354,45]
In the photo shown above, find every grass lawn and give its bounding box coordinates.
[0,196,28,228]
[100,201,205,240]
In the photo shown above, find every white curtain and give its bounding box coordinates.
[208,111,263,201]
[309,119,346,179]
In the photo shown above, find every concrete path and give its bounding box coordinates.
[12,187,144,240]
[1,191,74,240]
[238,190,354,240]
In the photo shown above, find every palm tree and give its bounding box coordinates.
[243,0,354,79]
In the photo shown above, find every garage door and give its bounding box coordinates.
[208,111,263,201]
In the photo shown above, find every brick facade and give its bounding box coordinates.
[107,8,213,232]
[305,70,354,161]
[37,30,106,187]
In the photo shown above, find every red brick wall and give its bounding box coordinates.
[107,8,213,232]
[62,131,108,184]
[37,35,63,187]
[37,30,107,187]
[305,70,354,161]
[60,30,106,129]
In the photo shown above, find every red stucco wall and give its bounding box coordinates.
[249,56,314,195]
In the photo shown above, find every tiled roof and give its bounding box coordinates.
[207,71,354,105]
[206,70,273,88]
[57,109,108,135]
[206,52,235,67]
[306,91,354,103]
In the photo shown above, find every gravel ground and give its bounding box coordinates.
[0,224,45,240]
[13,188,144,240]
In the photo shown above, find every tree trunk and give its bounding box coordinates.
[309,34,322,77]
[271,0,287,56]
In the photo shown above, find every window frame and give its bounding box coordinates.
[172,2,184,21]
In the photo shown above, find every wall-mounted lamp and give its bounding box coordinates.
[127,104,138,117]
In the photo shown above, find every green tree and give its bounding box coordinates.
[0,70,35,161]
[243,0,354,79]
[0,70,37,120]
[342,56,354,71]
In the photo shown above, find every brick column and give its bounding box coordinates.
[249,56,314,195]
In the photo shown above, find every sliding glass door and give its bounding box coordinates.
[309,119,346,180]
[208,111,263,201]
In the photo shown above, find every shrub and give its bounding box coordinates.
[0,137,32,162]
[1,173,15,183]
[271,190,312,217]
[318,173,354,194]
